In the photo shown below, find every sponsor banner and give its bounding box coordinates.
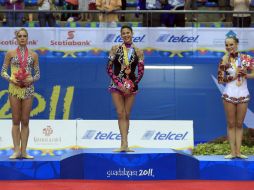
[29,120,76,149]
[148,28,253,51]
[0,28,55,50]
[0,120,12,148]
[77,120,193,149]
[0,28,253,51]
[77,120,120,148]
[53,28,95,51]
[102,28,148,49]
[196,28,252,51]
[130,120,193,149]
[0,120,77,149]
[0,28,148,51]
[148,28,197,51]
[1,119,193,149]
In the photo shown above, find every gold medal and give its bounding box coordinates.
[125,66,131,75]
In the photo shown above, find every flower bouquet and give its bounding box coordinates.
[14,68,29,88]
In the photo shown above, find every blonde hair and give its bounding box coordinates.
[16,28,28,38]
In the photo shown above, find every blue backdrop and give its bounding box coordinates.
[1,50,254,143]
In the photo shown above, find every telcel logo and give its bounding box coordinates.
[142,130,188,140]
[104,34,145,43]
[82,130,121,140]
[157,34,199,43]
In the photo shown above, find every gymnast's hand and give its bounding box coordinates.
[119,86,131,95]
[238,69,247,78]
[10,77,20,86]
[22,76,33,87]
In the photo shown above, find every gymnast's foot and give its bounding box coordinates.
[224,154,236,159]
[9,152,21,159]
[21,153,34,159]
[113,146,134,152]
[236,154,248,159]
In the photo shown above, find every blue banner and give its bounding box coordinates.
[1,48,254,144]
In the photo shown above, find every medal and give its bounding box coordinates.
[236,54,243,86]
[122,43,135,93]
[125,66,131,75]
[14,47,29,87]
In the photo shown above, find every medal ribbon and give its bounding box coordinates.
[17,47,28,69]
[122,44,133,66]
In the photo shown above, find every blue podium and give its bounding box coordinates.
[0,149,253,180]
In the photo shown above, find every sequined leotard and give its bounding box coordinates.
[106,43,144,95]
[1,47,40,99]
[217,53,253,104]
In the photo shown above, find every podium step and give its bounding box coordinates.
[0,149,253,180]
[61,148,199,180]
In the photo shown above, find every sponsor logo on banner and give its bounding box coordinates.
[213,30,248,46]
[29,120,76,149]
[50,30,91,46]
[0,30,38,46]
[141,130,189,141]
[0,39,38,46]
[34,125,61,145]
[67,30,75,39]
[156,34,199,43]
[77,120,193,149]
[82,130,121,140]
[43,125,53,136]
[104,34,146,43]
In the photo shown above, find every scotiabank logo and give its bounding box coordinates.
[43,126,53,136]
[156,34,199,43]
[104,34,145,43]
[0,31,38,46]
[67,30,75,39]
[141,130,189,140]
[82,130,121,140]
[50,31,91,46]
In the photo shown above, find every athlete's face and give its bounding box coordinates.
[16,30,28,46]
[121,28,133,44]
[225,38,238,54]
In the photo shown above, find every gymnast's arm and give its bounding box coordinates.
[134,48,144,84]
[217,56,236,84]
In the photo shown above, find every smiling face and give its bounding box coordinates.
[121,27,133,44]
[225,38,238,54]
[16,29,28,47]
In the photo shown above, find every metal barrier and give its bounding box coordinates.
[0,9,254,27]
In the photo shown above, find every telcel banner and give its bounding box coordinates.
[77,120,193,150]
[0,28,253,51]
[0,120,193,150]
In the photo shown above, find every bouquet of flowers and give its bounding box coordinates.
[123,66,134,91]
[14,68,29,88]
[241,54,254,70]
[123,77,134,91]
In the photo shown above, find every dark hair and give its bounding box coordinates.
[225,35,239,44]
[120,25,133,33]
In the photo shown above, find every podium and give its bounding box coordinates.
[0,149,253,180]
